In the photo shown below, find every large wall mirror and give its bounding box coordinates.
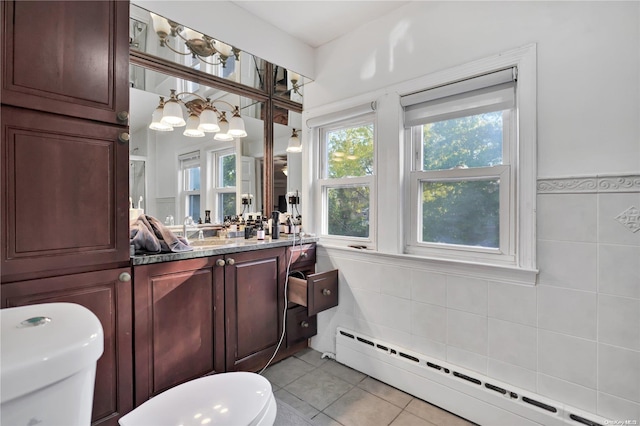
[129,4,305,225]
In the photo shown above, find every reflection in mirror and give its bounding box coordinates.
[129,64,265,225]
[273,110,303,217]
[130,4,266,91]
[273,66,309,104]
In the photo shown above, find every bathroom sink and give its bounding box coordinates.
[189,238,235,249]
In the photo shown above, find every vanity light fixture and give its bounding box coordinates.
[282,166,288,177]
[148,89,247,140]
[150,12,240,68]
[286,129,302,152]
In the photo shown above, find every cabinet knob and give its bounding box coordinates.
[118,132,130,144]
[116,111,129,123]
[300,321,309,328]
[118,272,131,282]
[300,252,308,258]
[226,258,235,266]
[322,288,331,296]
[216,259,225,267]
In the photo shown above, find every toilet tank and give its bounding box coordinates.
[1,303,104,426]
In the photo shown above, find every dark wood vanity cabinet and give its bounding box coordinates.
[1,268,134,426]
[132,257,225,406]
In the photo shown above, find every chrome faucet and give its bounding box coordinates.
[182,216,198,242]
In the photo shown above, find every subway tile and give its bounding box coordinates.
[447,310,488,355]
[598,244,640,299]
[538,330,597,389]
[411,301,446,343]
[598,193,640,246]
[488,318,537,370]
[488,281,537,327]
[537,240,597,291]
[446,345,487,375]
[537,373,597,413]
[537,193,597,242]
[598,295,640,350]
[446,275,488,316]
[487,359,537,392]
[597,392,640,423]
[380,264,412,299]
[598,344,640,403]
[411,270,447,307]
[538,285,597,340]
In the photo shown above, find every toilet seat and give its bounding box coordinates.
[119,372,276,426]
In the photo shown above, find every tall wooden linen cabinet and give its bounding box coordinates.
[0,2,133,425]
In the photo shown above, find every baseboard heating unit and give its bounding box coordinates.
[335,327,609,426]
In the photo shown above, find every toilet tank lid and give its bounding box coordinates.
[0,303,104,404]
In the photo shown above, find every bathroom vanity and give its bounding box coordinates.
[131,238,337,406]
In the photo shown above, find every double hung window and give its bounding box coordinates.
[211,149,237,222]
[403,68,518,265]
[179,151,201,222]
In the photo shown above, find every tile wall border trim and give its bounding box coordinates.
[537,174,640,194]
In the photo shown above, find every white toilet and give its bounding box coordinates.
[119,371,277,426]
[1,302,104,425]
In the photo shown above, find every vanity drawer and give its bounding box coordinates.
[288,269,338,316]
[286,305,317,346]
[288,244,316,266]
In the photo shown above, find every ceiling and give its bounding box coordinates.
[230,1,411,48]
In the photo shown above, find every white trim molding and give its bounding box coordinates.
[537,174,640,194]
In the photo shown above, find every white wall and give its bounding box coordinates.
[307,1,640,422]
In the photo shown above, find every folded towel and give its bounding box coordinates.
[130,215,193,254]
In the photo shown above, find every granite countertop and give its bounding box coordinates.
[131,235,319,265]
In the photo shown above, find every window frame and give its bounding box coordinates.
[179,151,202,222]
[315,113,377,248]
[209,148,237,223]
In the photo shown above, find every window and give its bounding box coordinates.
[316,114,376,245]
[179,151,201,222]
[403,68,519,265]
[211,149,236,222]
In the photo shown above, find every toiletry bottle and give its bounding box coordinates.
[271,211,280,239]
[256,222,265,240]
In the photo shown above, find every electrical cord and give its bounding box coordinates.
[258,223,302,375]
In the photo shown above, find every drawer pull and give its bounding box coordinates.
[300,321,309,328]
[216,259,225,267]
[118,132,130,144]
[118,272,131,282]
[300,252,307,258]
[226,258,235,266]
[117,111,129,123]
[322,288,331,296]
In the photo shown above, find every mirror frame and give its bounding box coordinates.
[130,45,303,218]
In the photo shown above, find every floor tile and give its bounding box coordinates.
[357,377,413,408]
[390,411,437,426]
[295,348,329,367]
[324,387,403,426]
[311,412,344,426]
[275,389,320,419]
[275,399,315,426]
[286,369,353,410]
[263,356,317,388]
[405,398,474,426]
[320,360,367,385]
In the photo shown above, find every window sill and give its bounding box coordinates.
[317,242,538,286]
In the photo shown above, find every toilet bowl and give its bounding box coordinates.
[119,372,277,426]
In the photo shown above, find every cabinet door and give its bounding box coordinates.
[1,106,129,282]
[1,268,133,426]
[225,247,287,372]
[133,257,225,406]
[1,0,129,126]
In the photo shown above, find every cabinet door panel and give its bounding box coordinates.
[1,268,133,426]
[1,106,129,281]
[1,1,129,125]
[225,247,286,371]
[134,257,224,406]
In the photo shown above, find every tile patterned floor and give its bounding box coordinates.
[264,349,476,426]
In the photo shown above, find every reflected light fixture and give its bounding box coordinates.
[282,166,288,176]
[148,89,247,140]
[150,12,240,68]
[286,128,302,152]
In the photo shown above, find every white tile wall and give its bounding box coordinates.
[488,318,537,370]
[380,264,412,299]
[487,359,537,392]
[537,240,598,291]
[446,345,488,375]
[598,193,640,246]
[446,310,487,355]
[446,275,488,316]
[598,244,640,299]
[538,330,597,389]
[537,193,598,242]
[598,295,640,350]
[352,288,411,333]
[537,285,597,340]
[598,344,640,403]
[410,335,447,360]
[537,373,597,413]
[488,281,537,327]
[410,270,446,306]
[410,301,446,343]
[598,392,640,422]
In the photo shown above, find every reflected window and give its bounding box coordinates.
[180,151,201,221]
[211,149,237,222]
